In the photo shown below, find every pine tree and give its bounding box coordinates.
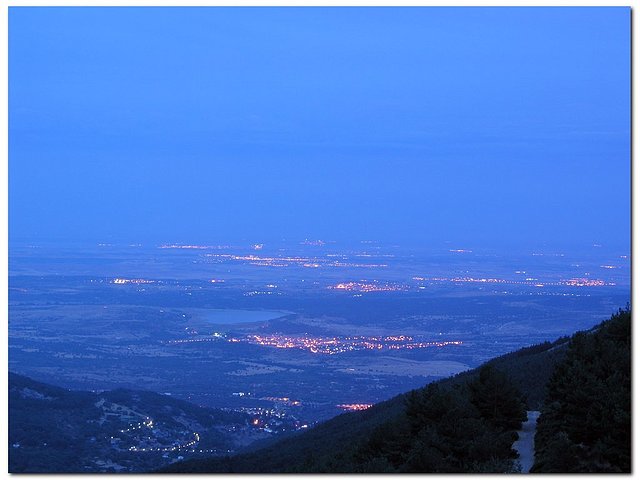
[468,366,528,430]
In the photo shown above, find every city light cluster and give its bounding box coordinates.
[563,278,609,287]
[328,282,407,292]
[412,276,615,288]
[112,278,155,284]
[236,334,462,355]
[244,290,281,296]
[337,404,373,411]
[204,253,387,269]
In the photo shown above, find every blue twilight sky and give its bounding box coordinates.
[9,7,630,249]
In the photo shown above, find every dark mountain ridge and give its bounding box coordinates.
[8,372,257,473]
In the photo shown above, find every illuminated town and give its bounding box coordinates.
[411,276,615,288]
[236,334,463,355]
[563,278,610,287]
[337,404,373,412]
[203,253,388,269]
[164,333,463,354]
[158,244,232,250]
[112,278,155,285]
[328,282,408,292]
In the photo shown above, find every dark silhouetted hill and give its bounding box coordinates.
[9,373,252,473]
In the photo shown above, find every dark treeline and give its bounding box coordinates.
[287,366,527,473]
[532,307,631,473]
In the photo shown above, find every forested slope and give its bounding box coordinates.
[532,308,631,473]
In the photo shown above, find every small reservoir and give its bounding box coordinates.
[195,309,291,325]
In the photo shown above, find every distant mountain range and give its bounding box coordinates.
[9,308,630,473]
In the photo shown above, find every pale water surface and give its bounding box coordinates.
[199,309,291,324]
